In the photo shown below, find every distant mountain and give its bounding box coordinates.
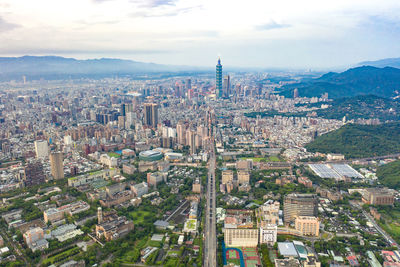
[0,56,204,81]
[305,122,400,159]
[299,95,400,121]
[358,58,400,68]
[279,66,400,99]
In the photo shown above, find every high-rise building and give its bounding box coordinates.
[216,58,223,98]
[24,162,45,187]
[50,152,64,180]
[34,140,49,158]
[176,121,186,145]
[283,193,318,224]
[186,78,192,90]
[223,75,230,98]
[186,129,196,154]
[143,103,158,128]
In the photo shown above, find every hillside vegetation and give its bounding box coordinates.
[377,160,400,189]
[305,122,400,159]
[280,66,400,99]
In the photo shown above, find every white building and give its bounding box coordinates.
[260,225,277,246]
[34,140,49,158]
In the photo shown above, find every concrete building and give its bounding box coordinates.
[362,188,394,206]
[284,194,318,224]
[224,228,259,247]
[24,162,45,187]
[257,200,280,227]
[294,216,320,236]
[237,170,250,184]
[275,259,301,267]
[260,225,277,246]
[50,152,64,180]
[222,170,234,184]
[23,227,44,245]
[236,159,253,170]
[95,209,134,241]
[44,201,90,223]
[34,140,48,158]
[143,103,158,128]
[131,182,148,197]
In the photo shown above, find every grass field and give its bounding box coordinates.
[129,210,153,224]
[107,152,121,158]
[240,156,281,162]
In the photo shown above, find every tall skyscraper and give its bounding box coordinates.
[143,103,158,128]
[176,121,186,145]
[216,58,222,98]
[34,140,49,158]
[50,152,64,180]
[186,78,192,90]
[223,75,230,98]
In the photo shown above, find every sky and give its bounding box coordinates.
[0,0,400,69]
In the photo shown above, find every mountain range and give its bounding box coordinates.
[358,57,400,68]
[279,66,400,99]
[0,56,204,81]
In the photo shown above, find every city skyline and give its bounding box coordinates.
[0,0,400,69]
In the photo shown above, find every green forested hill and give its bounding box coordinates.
[377,160,400,189]
[280,66,400,99]
[299,95,400,121]
[305,122,400,159]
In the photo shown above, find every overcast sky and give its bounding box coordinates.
[0,0,400,69]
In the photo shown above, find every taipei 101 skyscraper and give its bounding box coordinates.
[216,58,222,98]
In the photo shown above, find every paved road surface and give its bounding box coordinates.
[204,136,217,267]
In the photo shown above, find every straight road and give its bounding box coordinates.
[204,136,217,267]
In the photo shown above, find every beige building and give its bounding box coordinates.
[284,193,318,224]
[236,159,253,170]
[222,170,234,184]
[362,188,394,206]
[23,227,44,245]
[50,152,64,180]
[295,216,320,236]
[237,171,250,184]
[224,228,259,247]
[192,183,201,194]
[257,200,280,227]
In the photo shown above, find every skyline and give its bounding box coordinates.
[0,0,400,69]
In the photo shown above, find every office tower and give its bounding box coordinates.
[50,152,64,180]
[223,75,230,98]
[216,58,223,98]
[293,88,299,98]
[143,103,158,128]
[24,162,45,187]
[187,129,196,154]
[283,193,318,224]
[121,103,126,116]
[186,78,192,90]
[34,140,49,158]
[176,121,186,145]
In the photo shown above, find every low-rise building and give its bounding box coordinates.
[130,182,148,197]
[260,225,277,246]
[362,188,394,206]
[294,216,320,236]
[44,201,90,223]
[224,228,258,247]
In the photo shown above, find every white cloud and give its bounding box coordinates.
[0,0,400,68]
